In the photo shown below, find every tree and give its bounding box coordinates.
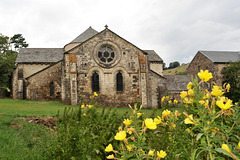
[163,62,167,70]
[10,34,28,51]
[0,33,28,96]
[168,61,180,69]
[222,60,240,103]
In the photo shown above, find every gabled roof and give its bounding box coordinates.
[16,48,64,63]
[70,26,98,43]
[199,50,240,63]
[144,50,163,62]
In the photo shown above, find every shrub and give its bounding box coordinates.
[45,95,129,159]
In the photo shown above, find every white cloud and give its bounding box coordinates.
[1,0,240,65]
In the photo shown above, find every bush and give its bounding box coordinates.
[45,95,129,159]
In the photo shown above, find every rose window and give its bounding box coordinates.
[98,46,115,63]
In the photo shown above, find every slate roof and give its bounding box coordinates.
[71,26,98,43]
[144,50,163,62]
[164,75,192,91]
[199,50,240,63]
[16,48,64,63]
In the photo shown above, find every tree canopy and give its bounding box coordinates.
[0,33,28,94]
[222,60,240,103]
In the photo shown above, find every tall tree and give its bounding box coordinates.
[0,33,28,95]
[222,60,240,103]
[10,34,29,51]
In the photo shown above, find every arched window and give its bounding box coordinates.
[50,82,54,96]
[92,72,99,92]
[116,72,123,91]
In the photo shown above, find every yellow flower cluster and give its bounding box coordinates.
[105,107,168,159]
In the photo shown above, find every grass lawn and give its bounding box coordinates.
[0,98,173,159]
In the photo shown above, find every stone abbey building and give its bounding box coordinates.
[12,26,164,108]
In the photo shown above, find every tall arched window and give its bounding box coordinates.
[50,82,54,96]
[116,72,123,91]
[92,72,99,92]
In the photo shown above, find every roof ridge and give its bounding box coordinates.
[70,26,98,43]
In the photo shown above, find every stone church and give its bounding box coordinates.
[12,26,164,108]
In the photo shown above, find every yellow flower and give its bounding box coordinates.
[188,89,194,96]
[94,92,98,96]
[173,100,178,104]
[211,86,224,97]
[166,96,169,99]
[204,100,209,107]
[105,144,113,152]
[87,105,93,108]
[226,84,230,92]
[83,113,86,116]
[172,124,176,128]
[137,113,143,118]
[154,116,162,125]
[161,96,165,102]
[106,154,115,159]
[197,69,213,82]
[114,131,126,141]
[187,82,193,89]
[186,128,191,133]
[222,144,231,153]
[81,104,85,108]
[180,91,188,99]
[144,118,157,130]
[162,109,171,117]
[127,127,135,135]
[183,97,194,104]
[175,110,181,117]
[199,100,205,105]
[126,144,133,151]
[203,93,210,99]
[216,98,232,110]
[157,150,167,158]
[237,141,240,150]
[168,100,172,104]
[148,150,155,156]
[184,114,195,124]
[123,119,132,126]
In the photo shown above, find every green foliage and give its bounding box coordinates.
[10,34,29,51]
[222,60,240,103]
[0,33,28,94]
[45,97,129,159]
[168,61,180,69]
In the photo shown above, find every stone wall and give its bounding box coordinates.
[147,71,165,108]
[150,62,163,76]
[63,29,149,107]
[187,52,226,85]
[25,62,62,100]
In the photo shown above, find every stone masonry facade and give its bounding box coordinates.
[12,27,164,108]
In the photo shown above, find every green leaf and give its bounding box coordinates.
[196,133,204,141]
[215,148,233,158]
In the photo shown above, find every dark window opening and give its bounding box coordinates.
[50,82,54,96]
[117,72,123,91]
[18,69,23,79]
[92,72,99,92]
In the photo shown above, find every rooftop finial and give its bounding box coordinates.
[105,25,108,29]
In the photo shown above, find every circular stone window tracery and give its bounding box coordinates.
[98,46,115,63]
[93,41,121,68]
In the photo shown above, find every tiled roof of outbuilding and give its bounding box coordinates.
[199,50,240,63]
[16,48,64,63]
[165,75,192,91]
[144,50,163,62]
[71,26,98,43]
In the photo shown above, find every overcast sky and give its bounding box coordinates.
[1,0,240,66]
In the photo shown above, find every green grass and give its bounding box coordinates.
[0,98,177,159]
